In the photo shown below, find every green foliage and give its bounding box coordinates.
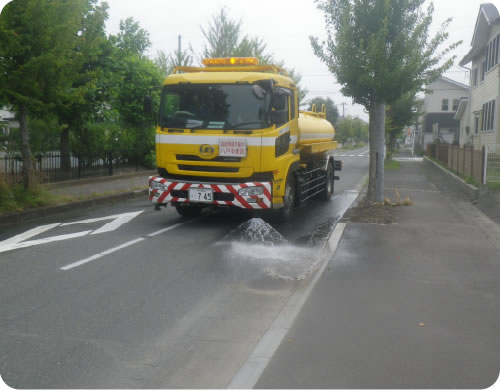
[0,172,61,214]
[384,159,401,170]
[310,0,461,108]
[385,92,417,158]
[199,8,308,105]
[308,97,339,125]
[335,116,369,145]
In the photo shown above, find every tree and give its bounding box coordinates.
[55,0,111,169]
[0,0,87,189]
[308,97,339,126]
[335,116,369,145]
[200,8,308,105]
[385,92,417,159]
[107,18,162,165]
[310,0,460,203]
[155,40,194,77]
[201,7,242,59]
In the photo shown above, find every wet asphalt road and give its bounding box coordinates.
[0,148,369,388]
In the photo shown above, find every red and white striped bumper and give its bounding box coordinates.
[149,176,272,209]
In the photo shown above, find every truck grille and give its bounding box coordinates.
[176,154,241,163]
[178,165,239,173]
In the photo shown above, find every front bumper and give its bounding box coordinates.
[149,176,272,209]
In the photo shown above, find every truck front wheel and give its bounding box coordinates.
[174,203,203,218]
[279,173,297,222]
[319,161,335,201]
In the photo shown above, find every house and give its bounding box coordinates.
[416,77,469,151]
[459,3,500,150]
[0,107,19,137]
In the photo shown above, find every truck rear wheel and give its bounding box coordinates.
[319,161,335,201]
[279,173,296,222]
[174,203,202,217]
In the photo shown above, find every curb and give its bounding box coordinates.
[44,170,156,189]
[0,189,148,227]
[423,156,488,200]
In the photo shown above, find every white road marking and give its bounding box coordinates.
[147,222,184,237]
[0,223,60,250]
[0,211,144,254]
[60,237,145,271]
[0,230,92,253]
[228,223,347,389]
[60,211,144,235]
[62,218,191,270]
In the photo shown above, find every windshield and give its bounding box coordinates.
[159,84,270,130]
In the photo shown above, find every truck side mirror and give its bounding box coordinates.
[144,96,153,114]
[272,94,287,110]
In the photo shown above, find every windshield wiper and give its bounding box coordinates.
[225,121,267,130]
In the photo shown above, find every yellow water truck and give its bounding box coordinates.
[148,57,341,220]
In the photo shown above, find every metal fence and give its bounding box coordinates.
[0,152,120,183]
[485,145,500,183]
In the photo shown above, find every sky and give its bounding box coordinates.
[0,0,494,121]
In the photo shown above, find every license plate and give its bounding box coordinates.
[188,187,213,203]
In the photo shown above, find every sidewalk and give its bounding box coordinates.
[255,160,500,389]
[0,169,155,226]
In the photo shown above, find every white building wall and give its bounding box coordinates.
[424,79,468,113]
[469,24,500,150]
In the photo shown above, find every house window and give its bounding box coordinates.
[482,99,496,131]
[481,60,486,81]
[474,116,479,134]
[442,99,449,111]
[485,34,500,72]
[452,99,460,111]
[472,68,478,87]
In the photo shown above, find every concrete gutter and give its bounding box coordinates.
[423,156,488,200]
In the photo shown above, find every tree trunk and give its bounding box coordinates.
[366,108,376,203]
[374,102,386,203]
[366,102,386,203]
[19,104,35,190]
[60,126,71,171]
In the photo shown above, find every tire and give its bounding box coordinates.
[319,161,335,201]
[279,173,297,222]
[174,203,202,217]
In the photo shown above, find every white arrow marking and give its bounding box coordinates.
[0,211,144,254]
[0,224,60,252]
[0,231,93,253]
[60,211,144,235]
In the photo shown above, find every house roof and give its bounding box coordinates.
[460,3,500,66]
[437,76,469,90]
[454,98,469,120]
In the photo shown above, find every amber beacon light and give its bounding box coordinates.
[202,57,260,66]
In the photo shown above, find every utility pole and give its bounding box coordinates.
[340,102,347,117]
[177,35,182,65]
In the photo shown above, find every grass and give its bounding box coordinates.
[0,174,65,215]
[384,159,401,170]
[340,143,367,151]
[488,181,500,190]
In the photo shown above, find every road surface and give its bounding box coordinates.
[0,148,369,388]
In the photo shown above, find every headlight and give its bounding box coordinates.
[238,186,264,197]
[150,181,165,191]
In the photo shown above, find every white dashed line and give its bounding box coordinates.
[147,222,185,237]
[61,219,193,271]
[60,237,145,270]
